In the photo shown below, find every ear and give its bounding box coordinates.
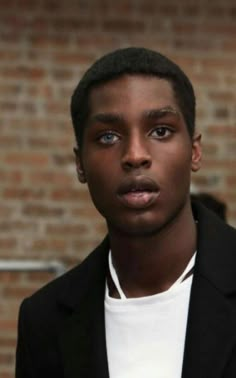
[191,133,202,172]
[73,147,87,183]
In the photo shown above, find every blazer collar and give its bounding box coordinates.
[58,202,236,310]
[58,237,109,310]
[58,237,110,378]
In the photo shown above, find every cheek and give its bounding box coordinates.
[83,149,120,184]
[158,151,192,192]
[85,166,117,211]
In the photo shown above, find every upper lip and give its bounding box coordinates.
[117,176,159,195]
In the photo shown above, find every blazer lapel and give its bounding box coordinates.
[58,238,110,378]
[59,286,109,378]
[182,203,236,378]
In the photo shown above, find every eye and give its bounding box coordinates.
[151,126,172,139]
[98,132,120,145]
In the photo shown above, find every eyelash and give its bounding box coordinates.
[97,126,173,145]
[150,126,173,139]
[97,131,120,145]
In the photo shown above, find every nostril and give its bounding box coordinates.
[142,159,151,166]
[122,156,152,170]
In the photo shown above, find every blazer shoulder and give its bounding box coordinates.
[21,236,109,314]
[193,202,236,293]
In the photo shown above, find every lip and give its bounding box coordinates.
[117,176,160,209]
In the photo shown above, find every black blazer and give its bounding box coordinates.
[15,203,236,377]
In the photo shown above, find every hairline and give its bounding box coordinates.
[79,72,193,147]
[71,48,196,147]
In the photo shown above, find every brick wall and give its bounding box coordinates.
[0,0,236,376]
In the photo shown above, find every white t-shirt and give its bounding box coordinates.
[105,252,195,378]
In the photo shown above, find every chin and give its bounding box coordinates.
[109,216,165,237]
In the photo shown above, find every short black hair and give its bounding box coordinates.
[71,47,196,147]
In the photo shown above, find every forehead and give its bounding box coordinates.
[88,74,179,114]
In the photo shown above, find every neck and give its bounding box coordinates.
[107,202,197,298]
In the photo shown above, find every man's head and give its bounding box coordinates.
[72,71,201,236]
[71,47,196,148]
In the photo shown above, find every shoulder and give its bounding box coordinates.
[193,199,236,243]
[193,201,236,292]
[19,237,109,322]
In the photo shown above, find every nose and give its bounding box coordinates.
[121,135,152,171]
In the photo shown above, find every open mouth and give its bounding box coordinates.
[117,176,160,209]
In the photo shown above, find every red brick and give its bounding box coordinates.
[102,19,146,33]
[192,174,222,188]
[0,135,22,148]
[28,171,73,185]
[181,5,202,17]
[206,126,236,138]
[0,221,37,233]
[51,68,74,81]
[0,101,18,112]
[226,176,236,186]
[46,223,88,236]
[3,286,39,299]
[0,335,16,348]
[0,50,20,61]
[26,271,55,282]
[52,154,74,166]
[0,83,22,96]
[202,143,219,156]
[50,18,99,32]
[45,101,69,115]
[0,352,14,365]
[173,22,198,34]
[4,153,49,166]
[50,188,86,201]
[28,238,67,254]
[0,238,17,250]
[199,57,235,72]
[0,272,24,283]
[0,319,17,331]
[29,35,69,49]
[222,39,236,52]
[52,52,95,65]
[27,136,72,149]
[26,84,53,98]
[71,206,102,218]
[0,170,23,183]
[2,66,46,80]
[201,22,236,36]
[0,372,14,378]
[3,188,46,200]
[22,204,64,217]
[208,91,235,102]
[204,160,236,169]
[71,239,102,257]
[0,206,14,217]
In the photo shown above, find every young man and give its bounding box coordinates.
[16,48,236,378]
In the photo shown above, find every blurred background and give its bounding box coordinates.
[0,0,235,376]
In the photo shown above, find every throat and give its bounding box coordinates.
[107,249,196,299]
[107,211,197,298]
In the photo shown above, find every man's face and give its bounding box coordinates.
[76,74,201,236]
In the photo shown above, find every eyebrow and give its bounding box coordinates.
[90,113,123,124]
[144,107,180,120]
[89,106,180,125]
